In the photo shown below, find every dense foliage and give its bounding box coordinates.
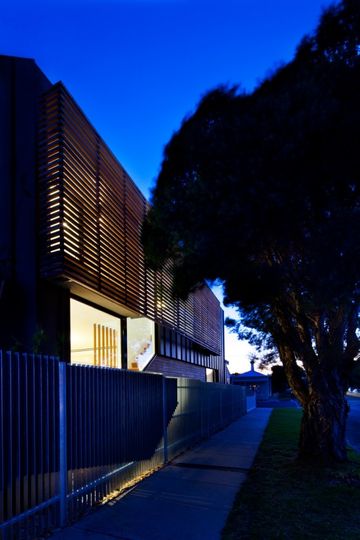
[143,0,360,461]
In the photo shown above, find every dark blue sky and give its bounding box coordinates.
[2,0,332,200]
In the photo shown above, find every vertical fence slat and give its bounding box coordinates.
[23,353,29,516]
[59,362,67,527]
[162,377,168,464]
[0,351,4,525]
[7,352,14,521]
[15,352,21,518]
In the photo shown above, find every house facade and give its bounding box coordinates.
[0,55,225,382]
[230,360,271,400]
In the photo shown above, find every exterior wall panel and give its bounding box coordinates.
[146,355,206,381]
[0,56,52,350]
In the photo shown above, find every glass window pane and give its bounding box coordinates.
[70,298,121,367]
[127,317,155,371]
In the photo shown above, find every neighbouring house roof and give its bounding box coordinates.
[231,359,270,380]
[233,370,268,379]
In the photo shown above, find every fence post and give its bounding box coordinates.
[162,377,168,464]
[220,387,223,428]
[200,382,204,438]
[59,362,68,527]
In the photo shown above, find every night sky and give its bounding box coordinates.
[1,0,334,371]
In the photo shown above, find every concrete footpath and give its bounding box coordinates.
[51,408,272,540]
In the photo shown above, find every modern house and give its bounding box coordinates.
[0,55,225,382]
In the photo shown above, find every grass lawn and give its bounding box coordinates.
[222,408,360,540]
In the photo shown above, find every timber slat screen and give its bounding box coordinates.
[93,324,118,367]
[38,83,222,356]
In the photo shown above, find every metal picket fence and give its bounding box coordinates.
[0,351,246,540]
[0,352,60,540]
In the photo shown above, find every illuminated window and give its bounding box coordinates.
[70,298,121,367]
[206,368,218,383]
[127,317,155,371]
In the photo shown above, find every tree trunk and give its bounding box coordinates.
[276,327,353,463]
[299,390,348,463]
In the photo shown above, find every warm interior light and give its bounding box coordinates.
[127,317,155,371]
[70,299,121,367]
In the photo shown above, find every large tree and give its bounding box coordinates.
[143,0,360,463]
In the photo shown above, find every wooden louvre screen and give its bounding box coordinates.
[39,82,222,356]
[93,324,118,367]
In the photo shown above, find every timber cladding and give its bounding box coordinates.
[38,82,222,355]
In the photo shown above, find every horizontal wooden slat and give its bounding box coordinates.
[38,82,223,355]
